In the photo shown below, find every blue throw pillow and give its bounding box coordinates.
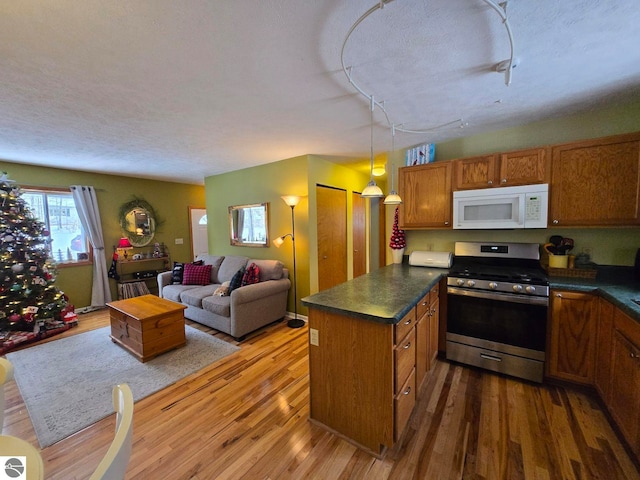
[228,267,245,293]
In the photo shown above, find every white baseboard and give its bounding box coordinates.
[285,311,308,323]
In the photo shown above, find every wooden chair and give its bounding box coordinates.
[0,357,15,431]
[89,384,134,480]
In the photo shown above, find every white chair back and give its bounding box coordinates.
[0,357,15,432]
[89,384,134,480]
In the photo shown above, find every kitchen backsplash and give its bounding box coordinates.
[405,227,640,267]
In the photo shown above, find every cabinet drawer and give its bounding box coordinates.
[395,328,416,394]
[395,309,416,345]
[416,292,430,319]
[394,367,416,441]
[430,283,440,302]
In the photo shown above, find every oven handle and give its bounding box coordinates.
[447,286,549,306]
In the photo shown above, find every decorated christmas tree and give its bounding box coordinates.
[389,206,406,250]
[0,173,68,332]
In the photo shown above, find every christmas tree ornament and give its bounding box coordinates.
[11,263,24,272]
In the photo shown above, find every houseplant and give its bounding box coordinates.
[389,207,406,264]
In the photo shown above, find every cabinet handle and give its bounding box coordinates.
[487,180,493,185]
[444,221,449,225]
[430,308,436,314]
[404,319,412,326]
[553,219,559,224]
[421,301,427,306]
[555,293,563,298]
[632,352,637,359]
[403,342,411,349]
[403,386,412,395]
[501,178,507,184]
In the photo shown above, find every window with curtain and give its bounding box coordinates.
[21,188,92,266]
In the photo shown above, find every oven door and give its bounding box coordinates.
[447,287,547,352]
[446,286,548,382]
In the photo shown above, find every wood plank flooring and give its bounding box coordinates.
[2,309,639,479]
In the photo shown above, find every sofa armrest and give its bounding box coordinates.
[157,271,174,298]
[230,278,291,305]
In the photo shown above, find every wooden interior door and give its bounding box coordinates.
[317,185,347,291]
[352,192,366,278]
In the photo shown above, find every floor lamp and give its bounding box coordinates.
[273,195,304,328]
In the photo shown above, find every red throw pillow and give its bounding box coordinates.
[182,263,212,286]
[241,262,260,286]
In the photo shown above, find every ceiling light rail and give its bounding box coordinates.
[341,0,516,137]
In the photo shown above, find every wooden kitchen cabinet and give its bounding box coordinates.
[547,290,598,384]
[415,282,440,390]
[550,132,640,226]
[452,154,497,190]
[607,307,640,458]
[308,306,416,455]
[452,147,549,190]
[398,161,452,228]
[594,298,614,402]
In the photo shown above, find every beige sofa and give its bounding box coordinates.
[158,255,290,340]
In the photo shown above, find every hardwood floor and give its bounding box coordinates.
[2,309,639,479]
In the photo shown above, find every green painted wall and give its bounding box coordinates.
[0,160,205,307]
[395,99,640,266]
[204,154,370,315]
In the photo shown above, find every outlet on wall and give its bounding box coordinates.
[309,328,319,346]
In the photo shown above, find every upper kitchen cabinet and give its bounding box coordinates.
[452,148,549,190]
[398,162,452,229]
[550,132,640,226]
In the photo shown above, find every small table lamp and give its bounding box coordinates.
[117,237,133,260]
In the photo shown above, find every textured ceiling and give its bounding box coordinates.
[1,1,639,185]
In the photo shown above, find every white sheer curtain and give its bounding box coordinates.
[71,185,112,306]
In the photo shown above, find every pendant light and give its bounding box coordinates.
[361,95,384,198]
[384,124,402,205]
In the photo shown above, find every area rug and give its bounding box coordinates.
[7,325,239,448]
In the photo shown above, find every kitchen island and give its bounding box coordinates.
[302,263,446,456]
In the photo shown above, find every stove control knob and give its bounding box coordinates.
[456,279,465,286]
[512,284,523,293]
[466,280,476,287]
[488,282,498,290]
[525,286,536,294]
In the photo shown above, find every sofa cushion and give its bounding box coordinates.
[162,284,200,303]
[195,255,225,283]
[180,284,220,308]
[228,267,245,294]
[249,259,284,281]
[202,295,231,317]
[183,263,212,286]
[218,256,249,283]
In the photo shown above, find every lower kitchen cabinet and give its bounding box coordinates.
[608,307,640,458]
[307,282,440,456]
[415,281,440,389]
[547,290,597,384]
[595,298,614,401]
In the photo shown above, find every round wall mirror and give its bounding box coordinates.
[119,199,157,247]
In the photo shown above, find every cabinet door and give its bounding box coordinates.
[452,155,497,190]
[498,147,550,187]
[428,296,439,367]
[416,314,428,390]
[595,298,614,402]
[547,290,597,384]
[398,162,452,228]
[609,308,640,458]
[550,132,640,226]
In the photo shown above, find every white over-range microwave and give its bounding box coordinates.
[452,184,548,229]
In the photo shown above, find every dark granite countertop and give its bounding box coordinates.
[301,263,446,324]
[302,264,640,325]
[549,266,640,322]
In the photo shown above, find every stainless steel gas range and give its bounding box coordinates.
[446,241,549,383]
